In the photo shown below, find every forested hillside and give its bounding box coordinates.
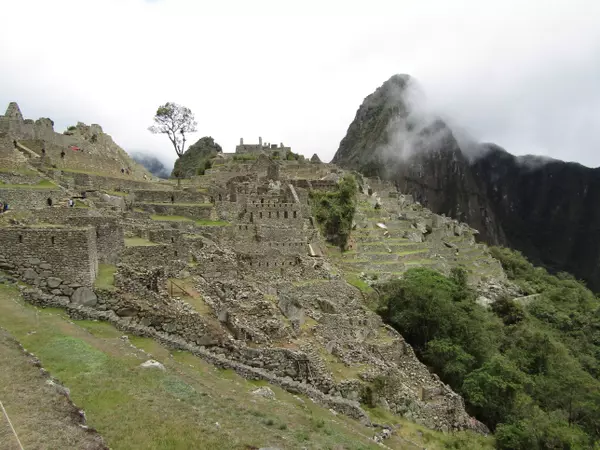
[377,250,600,449]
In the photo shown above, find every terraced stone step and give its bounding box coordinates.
[356,242,427,253]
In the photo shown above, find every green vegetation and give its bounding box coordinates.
[149,215,228,227]
[310,174,358,250]
[377,253,600,449]
[0,179,56,189]
[94,264,116,291]
[0,284,396,449]
[195,219,229,226]
[173,136,222,178]
[150,214,192,222]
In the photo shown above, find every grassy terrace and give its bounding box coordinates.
[150,215,229,226]
[141,202,212,207]
[94,264,116,291]
[3,284,493,449]
[0,179,57,189]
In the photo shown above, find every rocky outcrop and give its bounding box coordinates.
[332,74,600,290]
[173,136,222,178]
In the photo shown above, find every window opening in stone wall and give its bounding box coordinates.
[259,212,263,219]
[268,211,271,218]
[261,198,264,204]
[51,236,55,245]
[250,212,254,223]
[293,211,297,218]
[218,194,222,201]
[284,211,288,219]
[245,225,248,230]
[174,250,178,256]
[171,237,175,243]
[171,195,175,203]
[47,198,53,206]
[19,235,23,243]
[276,211,280,218]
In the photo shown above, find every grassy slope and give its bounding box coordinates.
[0,283,493,449]
[0,329,106,450]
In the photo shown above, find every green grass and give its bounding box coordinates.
[94,264,116,291]
[125,237,159,247]
[195,219,229,226]
[0,284,390,450]
[150,214,192,222]
[75,199,89,208]
[345,274,375,294]
[0,179,57,189]
[141,202,212,207]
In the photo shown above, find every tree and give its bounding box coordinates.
[148,102,197,158]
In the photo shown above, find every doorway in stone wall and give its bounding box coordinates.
[47,198,53,206]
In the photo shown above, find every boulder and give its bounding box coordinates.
[71,287,98,307]
[23,268,37,280]
[47,277,62,288]
[252,386,276,400]
[140,360,165,371]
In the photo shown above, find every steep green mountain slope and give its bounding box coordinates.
[377,249,600,449]
[332,75,600,291]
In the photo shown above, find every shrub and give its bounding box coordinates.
[309,175,357,250]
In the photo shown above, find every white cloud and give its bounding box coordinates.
[1,0,599,167]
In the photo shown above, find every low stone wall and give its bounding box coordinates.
[0,171,44,185]
[133,189,208,204]
[29,212,124,264]
[121,243,181,267]
[19,287,368,422]
[70,172,169,191]
[0,188,62,208]
[0,226,98,287]
[135,202,213,219]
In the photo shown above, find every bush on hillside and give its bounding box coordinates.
[377,253,600,448]
[309,175,357,250]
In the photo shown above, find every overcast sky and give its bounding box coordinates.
[1,0,599,168]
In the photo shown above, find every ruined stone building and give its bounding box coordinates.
[0,101,504,435]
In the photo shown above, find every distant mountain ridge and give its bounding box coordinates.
[332,75,600,291]
[131,152,171,178]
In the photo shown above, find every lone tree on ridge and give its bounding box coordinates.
[148,103,197,175]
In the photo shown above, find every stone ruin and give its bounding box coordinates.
[0,102,504,434]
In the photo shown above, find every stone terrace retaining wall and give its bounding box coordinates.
[0,188,62,208]
[121,244,181,268]
[19,289,368,422]
[133,189,208,204]
[135,203,213,219]
[70,173,171,191]
[0,226,98,287]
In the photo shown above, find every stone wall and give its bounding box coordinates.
[135,202,213,219]
[133,189,208,204]
[121,244,181,268]
[0,226,98,287]
[245,202,302,225]
[70,172,167,191]
[0,188,63,209]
